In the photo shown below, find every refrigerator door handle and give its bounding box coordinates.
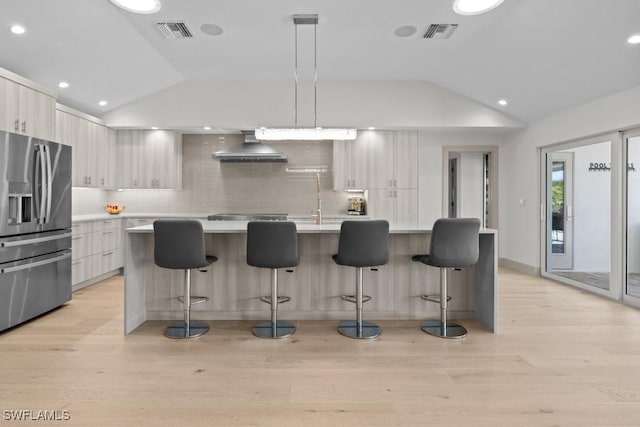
[32,146,41,222]
[44,145,53,223]
[0,231,72,248]
[0,250,71,274]
[33,145,47,224]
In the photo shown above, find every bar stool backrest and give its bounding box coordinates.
[428,218,481,268]
[247,221,299,269]
[153,220,210,269]
[335,220,389,267]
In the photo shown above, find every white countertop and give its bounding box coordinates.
[126,220,497,235]
[73,213,368,223]
[72,212,206,222]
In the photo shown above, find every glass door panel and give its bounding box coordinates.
[549,154,573,269]
[627,135,640,299]
[544,141,611,292]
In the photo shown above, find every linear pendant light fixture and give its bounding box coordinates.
[255,14,357,141]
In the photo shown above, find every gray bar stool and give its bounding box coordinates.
[247,221,299,339]
[412,218,480,339]
[154,220,217,339]
[333,220,389,339]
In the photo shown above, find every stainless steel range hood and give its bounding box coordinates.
[212,131,288,162]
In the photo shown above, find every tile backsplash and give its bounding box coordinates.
[75,134,352,215]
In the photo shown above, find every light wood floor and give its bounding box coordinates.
[2,269,640,426]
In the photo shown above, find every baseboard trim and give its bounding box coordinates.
[73,268,123,292]
[498,258,540,276]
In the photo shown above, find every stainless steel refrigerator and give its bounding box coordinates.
[0,131,72,332]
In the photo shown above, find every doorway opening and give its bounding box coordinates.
[443,147,496,229]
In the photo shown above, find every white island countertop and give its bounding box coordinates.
[126,220,497,235]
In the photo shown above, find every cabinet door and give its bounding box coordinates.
[140,130,158,188]
[349,134,370,189]
[116,130,141,188]
[1,78,20,133]
[394,189,419,228]
[367,130,394,189]
[25,88,55,140]
[367,189,394,222]
[55,110,74,145]
[85,121,99,187]
[72,115,89,186]
[332,140,348,190]
[93,124,110,188]
[394,131,418,188]
[104,128,117,189]
[150,130,178,189]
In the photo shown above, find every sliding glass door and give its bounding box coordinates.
[542,136,613,296]
[625,130,640,303]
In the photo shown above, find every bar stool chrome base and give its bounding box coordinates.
[338,320,381,339]
[421,319,467,339]
[252,320,296,339]
[164,320,210,339]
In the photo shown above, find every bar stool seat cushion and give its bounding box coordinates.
[154,220,215,270]
[333,220,389,267]
[411,218,480,269]
[247,221,299,269]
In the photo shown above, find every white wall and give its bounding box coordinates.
[500,84,640,269]
[103,81,524,130]
[418,131,502,228]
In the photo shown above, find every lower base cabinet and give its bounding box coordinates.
[72,219,123,287]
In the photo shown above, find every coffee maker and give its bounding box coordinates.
[347,196,366,215]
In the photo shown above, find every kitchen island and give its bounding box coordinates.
[124,221,497,334]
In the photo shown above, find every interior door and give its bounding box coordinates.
[548,152,574,270]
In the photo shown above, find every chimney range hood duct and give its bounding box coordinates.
[212,131,288,162]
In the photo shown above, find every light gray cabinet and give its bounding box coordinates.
[116,130,182,189]
[368,130,418,189]
[333,134,370,190]
[72,219,122,288]
[0,70,55,140]
[55,106,115,189]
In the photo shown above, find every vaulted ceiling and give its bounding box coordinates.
[1,0,639,127]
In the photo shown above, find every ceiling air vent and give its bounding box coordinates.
[155,22,194,39]
[423,24,458,39]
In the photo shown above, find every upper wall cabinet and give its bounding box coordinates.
[56,105,115,189]
[333,130,418,191]
[0,69,55,140]
[333,133,370,190]
[116,130,182,190]
[368,130,418,189]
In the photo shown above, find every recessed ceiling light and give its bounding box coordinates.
[368,127,376,130]
[58,81,69,89]
[98,100,108,106]
[393,25,417,38]
[628,34,640,44]
[151,126,159,130]
[498,99,508,106]
[203,126,212,130]
[109,0,161,14]
[453,0,504,15]
[200,24,224,36]
[10,24,25,35]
